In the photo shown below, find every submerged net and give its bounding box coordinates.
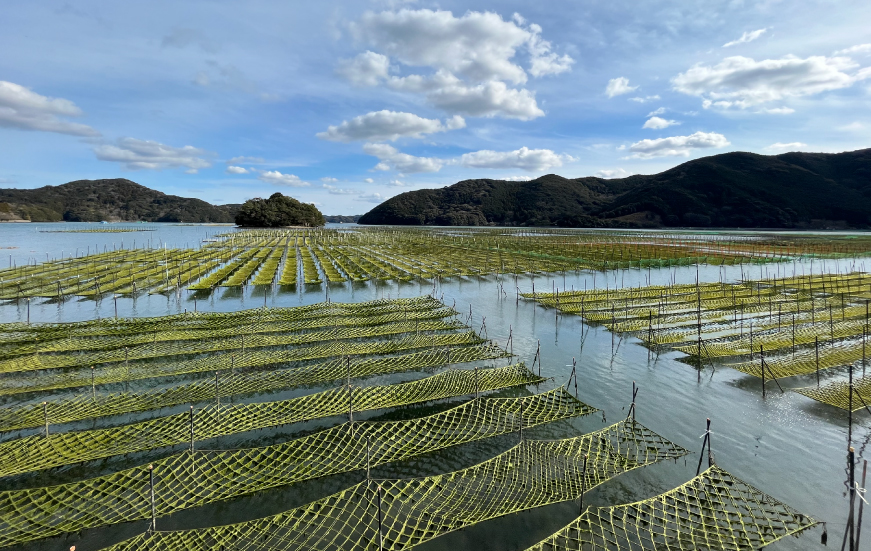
[0,343,508,432]
[794,374,871,411]
[727,338,868,379]
[96,419,686,551]
[0,388,594,547]
[0,318,467,375]
[0,363,541,478]
[0,332,490,397]
[526,464,816,550]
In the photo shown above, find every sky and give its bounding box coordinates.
[1,0,869,214]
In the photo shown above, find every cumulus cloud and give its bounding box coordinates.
[503,175,533,181]
[388,179,406,186]
[673,55,869,109]
[605,77,638,98]
[723,28,767,48]
[526,23,575,77]
[765,142,807,151]
[387,72,544,119]
[643,116,680,129]
[258,170,310,187]
[628,95,660,103]
[362,143,443,173]
[0,81,100,137]
[835,44,871,56]
[351,9,543,84]
[839,122,864,131]
[94,138,213,172]
[364,177,375,183]
[322,183,357,194]
[320,177,338,183]
[596,168,633,179]
[226,166,249,174]
[317,110,465,142]
[626,131,730,159]
[456,146,574,171]
[336,51,390,86]
[647,107,666,116]
[340,9,569,120]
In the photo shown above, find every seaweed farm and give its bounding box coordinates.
[3,227,871,299]
[0,223,867,550]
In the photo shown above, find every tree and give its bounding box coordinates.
[235,192,326,227]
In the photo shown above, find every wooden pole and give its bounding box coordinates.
[696,418,711,475]
[761,345,766,398]
[149,464,156,531]
[856,458,868,550]
[376,485,384,551]
[578,454,588,515]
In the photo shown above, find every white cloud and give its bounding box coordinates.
[364,177,374,183]
[317,110,465,142]
[834,44,871,56]
[723,28,768,48]
[351,9,529,85]
[358,192,385,203]
[457,146,573,171]
[336,51,390,87]
[626,131,730,159]
[765,142,807,151]
[388,179,406,186]
[605,77,638,98]
[226,166,249,174]
[647,107,666,116]
[362,143,443,173]
[0,81,100,137]
[258,170,310,187]
[596,168,633,178]
[628,95,660,103]
[322,183,357,194]
[94,138,213,172]
[673,55,868,109]
[321,177,338,183]
[503,175,533,181]
[642,116,679,129]
[388,71,544,119]
[342,9,569,120]
[526,23,575,77]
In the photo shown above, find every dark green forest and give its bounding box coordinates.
[359,149,871,228]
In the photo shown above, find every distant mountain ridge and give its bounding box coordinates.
[0,179,240,223]
[358,149,871,229]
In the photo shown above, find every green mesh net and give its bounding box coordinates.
[0,343,508,432]
[91,418,685,551]
[794,373,871,411]
[0,388,594,547]
[0,363,542,478]
[526,465,816,550]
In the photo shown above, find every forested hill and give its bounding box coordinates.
[358,148,871,229]
[0,179,240,222]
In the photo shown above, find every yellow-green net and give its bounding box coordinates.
[526,465,815,550]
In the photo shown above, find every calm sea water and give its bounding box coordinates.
[1,222,867,550]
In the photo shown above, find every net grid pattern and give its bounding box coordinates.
[0,388,595,547]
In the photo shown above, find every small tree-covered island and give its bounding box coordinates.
[235,192,325,228]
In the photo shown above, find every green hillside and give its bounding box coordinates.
[0,179,240,223]
[359,149,871,228]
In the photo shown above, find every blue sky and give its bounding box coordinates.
[1,0,869,214]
